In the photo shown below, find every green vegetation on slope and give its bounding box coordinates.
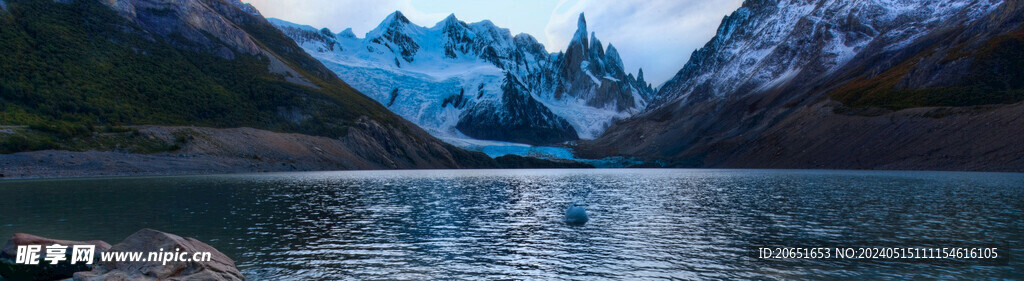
[830,26,1024,110]
[0,0,397,153]
[0,126,187,155]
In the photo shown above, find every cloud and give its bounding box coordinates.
[243,0,446,36]
[545,0,744,85]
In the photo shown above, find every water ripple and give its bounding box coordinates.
[1,169,1022,280]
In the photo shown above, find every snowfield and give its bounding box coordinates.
[270,12,655,162]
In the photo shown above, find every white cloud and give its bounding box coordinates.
[545,0,744,85]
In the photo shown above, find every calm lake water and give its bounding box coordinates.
[1,169,1022,280]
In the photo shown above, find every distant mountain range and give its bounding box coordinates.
[270,12,654,145]
[580,0,1024,171]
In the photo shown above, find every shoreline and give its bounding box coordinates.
[0,126,596,180]
[3,155,1021,181]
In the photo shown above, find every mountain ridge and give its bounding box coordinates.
[580,0,1024,171]
[270,11,655,145]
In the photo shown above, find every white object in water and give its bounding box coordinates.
[565,203,589,225]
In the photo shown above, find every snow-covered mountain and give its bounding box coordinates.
[654,0,1004,106]
[270,12,653,145]
[582,0,1024,171]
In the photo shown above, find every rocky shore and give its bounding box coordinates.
[0,126,592,179]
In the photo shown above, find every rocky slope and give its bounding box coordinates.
[271,12,654,145]
[581,0,1024,171]
[0,0,497,170]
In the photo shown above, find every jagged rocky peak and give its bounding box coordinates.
[468,20,515,48]
[437,13,462,28]
[571,13,589,51]
[553,12,653,111]
[437,13,474,58]
[338,27,356,38]
[366,10,421,62]
[605,44,623,69]
[563,13,590,68]
[589,32,605,61]
[382,10,411,26]
[435,13,471,36]
[271,10,657,143]
[636,68,651,90]
[602,43,618,72]
[366,11,415,39]
[513,33,546,56]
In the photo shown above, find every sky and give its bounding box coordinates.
[243,0,745,85]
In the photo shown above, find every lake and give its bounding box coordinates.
[1,169,1022,280]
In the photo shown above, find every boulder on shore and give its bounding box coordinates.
[0,233,111,281]
[74,228,244,281]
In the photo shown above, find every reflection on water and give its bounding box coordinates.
[1,169,1022,280]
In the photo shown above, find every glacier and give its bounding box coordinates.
[269,12,654,150]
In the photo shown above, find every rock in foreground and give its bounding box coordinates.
[0,233,111,281]
[74,229,243,281]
